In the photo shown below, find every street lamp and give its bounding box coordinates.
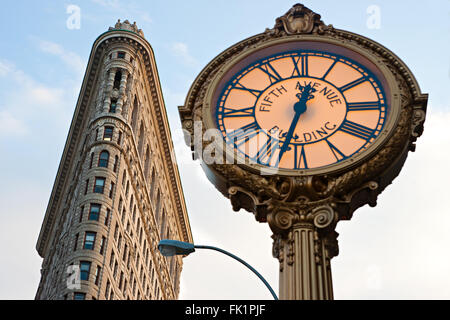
[158,239,278,300]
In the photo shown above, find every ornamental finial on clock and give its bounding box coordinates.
[268,3,332,35]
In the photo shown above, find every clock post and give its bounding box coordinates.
[179,4,428,299]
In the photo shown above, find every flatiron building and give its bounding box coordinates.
[35,20,192,300]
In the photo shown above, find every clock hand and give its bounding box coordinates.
[277,84,315,164]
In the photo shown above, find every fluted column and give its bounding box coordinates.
[269,205,338,300]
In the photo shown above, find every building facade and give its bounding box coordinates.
[35,20,192,300]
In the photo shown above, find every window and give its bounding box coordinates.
[117,234,122,250]
[122,170,126,186]
[103,127,114,141]
[74,233,79,251]
[131,96,138,131]
[80,261,91,281]
[105,208,111,226]
[144,146,150,179]
[89,204,101,221]
[98,151,109,168]
[94,177,105,193]
[137,123,144,154]
[89,153,94,169]
[155,191,161,221]
[113,70,122,89]
[109,99,117,113]
[74,292,86,300]
[83,232,96,250]
[94,266,101,285]
[109,251,115,268]
[100,236,106,255]
[114,224,119,239]
[125,181,129,196]
[109,182,115,199]
[117,52,126,59]
[119,271,124,290]
[150,168,156,198]
[79,206,84,223]
[113,155,119,172]
[122,244,128,261]
[113,261,118,278]
[84,179,89,195]
[117,131,122,145]
[105,280,111,299]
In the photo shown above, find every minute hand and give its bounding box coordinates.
[277,86,313,164]
[278,108,302,161]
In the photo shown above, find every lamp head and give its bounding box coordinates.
[158,239,195,257]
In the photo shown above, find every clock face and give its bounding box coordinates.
[215,50,388,172]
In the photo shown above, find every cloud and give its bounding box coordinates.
[35,39,85,77]
[0,111,28,136]
[170,42,198,67]
[0,60,12,76]
[0,58,74,139]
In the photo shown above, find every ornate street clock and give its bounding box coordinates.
[179,4,428,299]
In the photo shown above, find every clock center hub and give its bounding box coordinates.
[254,77,347,144]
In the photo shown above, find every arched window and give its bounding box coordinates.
[98,151,110,168]
[113,70,122,90]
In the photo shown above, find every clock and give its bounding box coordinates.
[203,39,400,176]
[179,4,428,300]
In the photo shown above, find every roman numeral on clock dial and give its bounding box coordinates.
[258,62,282,83]
[222,107,255,117]
[227,122,259,146]
[233,81,262,98]
[256,137,279,165]
[347,101,380,111]
[339,120,375,141]
[322,59,338,79]
[340,76,368,92]
[325,139,346,162]
[290,55,309,77]
[294,144,308,169]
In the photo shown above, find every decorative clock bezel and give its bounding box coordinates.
[202,36,402,176]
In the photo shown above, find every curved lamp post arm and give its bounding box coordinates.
[194,245,278,300]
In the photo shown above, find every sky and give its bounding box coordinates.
[0,0,449,300]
